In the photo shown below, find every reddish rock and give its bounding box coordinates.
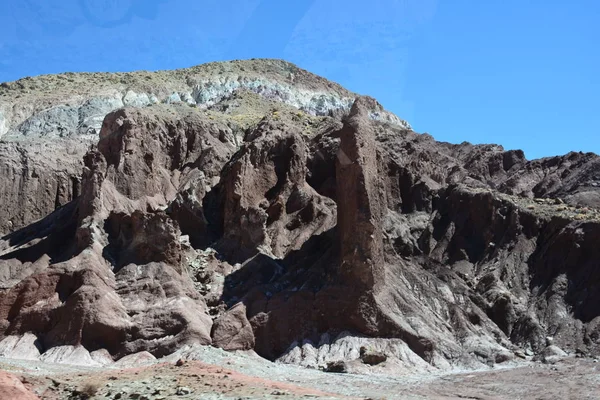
[0,140,84,235]
[211,303,255,351]
[0,371,39,400]
[217,117,336,261]
[0,105,235,359]
[336,96,387,289]
[2,65,600,369]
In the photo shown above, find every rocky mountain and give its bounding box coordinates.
[0,59,407,236]
[1,59,599,373]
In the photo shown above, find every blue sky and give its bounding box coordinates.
[0,0,598,159]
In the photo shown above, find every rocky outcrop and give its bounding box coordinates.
[211,303,255,351]
[0,104,239,360]
[0,333,42,360]
[360,346,387,365]
[0,140,84,235]
[0,60,409,140]
[533,345,568,364]
[0,60,408,235]
[213,98,506,365]
[336,96,386,289]
[216,115,337,261]
[2,61,600,372]
[0,371,39,400]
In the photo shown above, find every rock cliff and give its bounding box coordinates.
[1,59,600,369]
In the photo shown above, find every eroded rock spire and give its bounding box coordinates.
[336,96,387,289]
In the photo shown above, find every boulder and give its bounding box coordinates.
[211,303,255,351]
[0,371,39,400]
[115,351,157,367]
[90,348,114,365]
[359,346,387,366]
[533,345,568,364]
[324,361,348,373]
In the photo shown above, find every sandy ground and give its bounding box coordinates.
[1,349,599,399]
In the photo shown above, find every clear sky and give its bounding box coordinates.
[0,0,598,159]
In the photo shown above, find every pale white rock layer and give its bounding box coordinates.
[39,345,102,366]
[114,351,157,367]
[0,109,7,139]
[277,331,436,372]
[0,334,163,367]
[1,75,410,142]
[0,334,42,360]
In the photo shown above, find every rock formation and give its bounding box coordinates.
[0,59,406,235]
[0,104,236,360]
[1,59,600,371]
[0,371,39,400]
[211,303,255,351]
[336,96,386,289]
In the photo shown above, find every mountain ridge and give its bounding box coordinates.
[0,59,600,377]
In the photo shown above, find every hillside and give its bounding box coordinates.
[1,59,600,399]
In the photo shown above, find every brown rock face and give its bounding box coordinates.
[103,210,183,270]
[216,117,337,261]
[211,303,255,351]
[360,346,387,365]
[0,104,237,359]
[336,96,386,289]
[0,140,84,235]
[2,63,600,370]
[0,371,39,400]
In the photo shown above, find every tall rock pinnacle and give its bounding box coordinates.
[336,96,387,289]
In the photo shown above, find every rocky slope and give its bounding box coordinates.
[0,59,408,235]
[1,59,600,375]
[2,347,600,400]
